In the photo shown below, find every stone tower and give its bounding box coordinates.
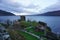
[20,16,25,21]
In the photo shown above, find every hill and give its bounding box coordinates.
[38,10,60,16]
[0,10,15,16]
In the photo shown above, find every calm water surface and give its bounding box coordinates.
[26,16,60,34]
[0,16,60,34]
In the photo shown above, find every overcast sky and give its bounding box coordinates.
[0,0,59,15]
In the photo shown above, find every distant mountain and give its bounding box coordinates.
[0,10,15,16]
[38,10,60,16]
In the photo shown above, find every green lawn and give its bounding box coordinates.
[17,30,39,40]
[26,27,44,36]
[25,27,47,40]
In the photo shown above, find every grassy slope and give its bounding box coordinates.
[17,30,39,40]
[26,27,44,36]
[7,30,25,40]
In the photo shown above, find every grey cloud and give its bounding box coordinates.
[0,0,38,14]
[1,0,59,15]
[0,3,34,14]
[40,0,60,13]
[0,3,24,13]
[25,4,38,8]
